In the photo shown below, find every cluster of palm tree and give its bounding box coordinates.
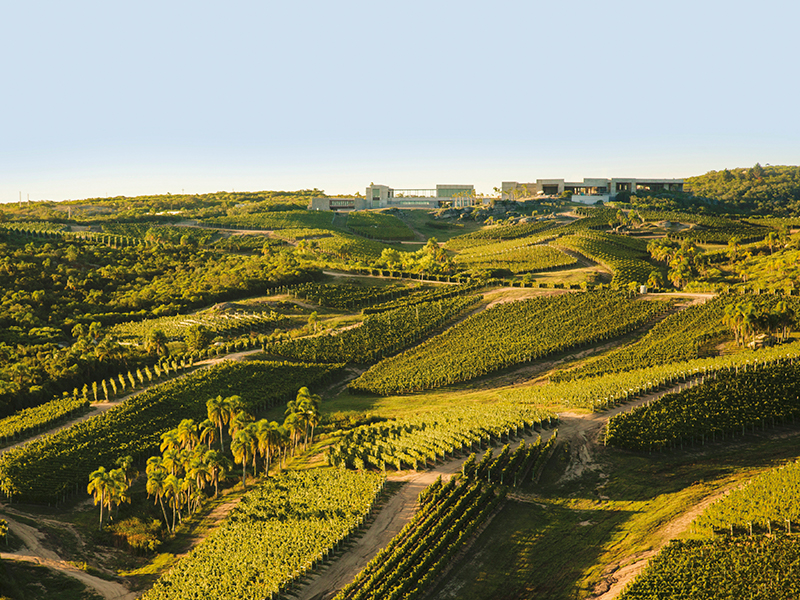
[647,238,705,289]
[88,387,324,535]
[87,455,138,530]
[145,418,230,533]
[723,301,796,347]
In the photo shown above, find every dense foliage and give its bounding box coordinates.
[695,459,800,536]
[555,231,657,286]
[555,296,730,381]
[334,477,503,600]
[345,211,416,241]
[684,164,800,215]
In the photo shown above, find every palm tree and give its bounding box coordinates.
[206,395,234,453]
[229,410,254,440]
[188,450,212,496]
[164,474,182,532]
[87,467,113,529]
[176,419,199,451]
[160,428,181,454]
[115,455,138,487]
[108,468,131,520]
[283,412,303,457]
[162,447,182,476]
[204,449,227,497]
[199,419,217,449]
[146,468,171,531]
[145,329,169,356]
[231,426,257,489]
[255,420,281,477]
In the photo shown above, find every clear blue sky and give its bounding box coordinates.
[2,0,798,202]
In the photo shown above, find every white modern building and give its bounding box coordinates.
[501,178,684,204]
[310,183,476,211]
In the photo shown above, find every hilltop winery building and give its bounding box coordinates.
[310,184,476,211]
[501,178,684,204]
[309,177,684,210]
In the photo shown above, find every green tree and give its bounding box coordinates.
[87,466,113,529]
[185,324,212,351]
[145,329,169,356]
[231,426,257,489]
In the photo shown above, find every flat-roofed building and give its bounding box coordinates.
[502,178,683,204]
[311,183,477,211]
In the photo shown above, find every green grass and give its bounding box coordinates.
[431,430,800,600]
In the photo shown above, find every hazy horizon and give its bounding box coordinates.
[3,0,797,204]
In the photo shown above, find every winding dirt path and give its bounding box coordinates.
[0,514,136,600]
[295,429,554,600]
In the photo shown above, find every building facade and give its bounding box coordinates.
[310,183,476,211]
[501,178,684,204]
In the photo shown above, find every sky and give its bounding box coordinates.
[1,0,798,202]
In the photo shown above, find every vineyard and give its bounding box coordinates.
[3,188,800,600]
[604,359,800,451]
[554,231,657,286]
[287,282,416,310]
[554,296,728,381]
[617,537,800,600]
[141,469,384,600]
[350,290,668,395]
[110,308,285,342]
[334,434,556,600]
[445,220,557,250]
[637,209,769,243]
[0,361,341,503]
[455,241,578,273]
[270,296,481,365]
[346,211,417,241]
[326,404,556,471]
[695,459,800,536]
[0,394,89,447]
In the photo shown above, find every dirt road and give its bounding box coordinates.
[0,514,136,600]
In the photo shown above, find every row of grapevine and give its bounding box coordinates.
[617,537,800,600]
[0,356,196,447]
[270,296,481,365]
[0,395,89,446]
[111,308,285,341]
[455,242,578,273]
[502,339,800,411]
[333,477,504,600]
[445,220,558,250]
[326,404,556,471]
[554,231,657,286]
[554,296,729,381]
[0,223,137,247]
[288,282,415,310]
[637,209,768,243]
[345,211,417,241]
[142,469,385,600]
[695,459,800,536]
[605,358,800,451]
[350,291,668,395]
[362,282,483,314]
[463,433,557,488]
[0,361,341,504]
